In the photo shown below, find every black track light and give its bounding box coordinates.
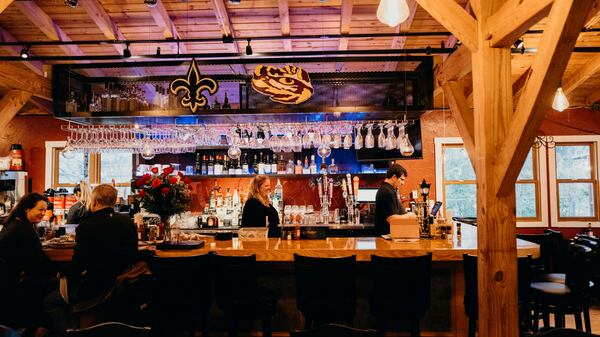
[156,46,161,56]
[514,39,524,49]
[425,46,432,55]
[222,35,234,44]
[64,0,78,7]
[123,42,131,58]
[245,38,253,56]
[144,0,158,7]
[20,46,30,59]
[228,0,241,4]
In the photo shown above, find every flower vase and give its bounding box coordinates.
[160,214,172,242]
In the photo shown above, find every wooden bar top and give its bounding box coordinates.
[44,225,539,262]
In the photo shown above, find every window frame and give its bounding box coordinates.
[434,137,548,227]
[548,136,600,227]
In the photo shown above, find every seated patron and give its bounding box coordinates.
[241,175,281,238]
[0,193,55,335]
[65,181,92,225]
[374,163,416,236]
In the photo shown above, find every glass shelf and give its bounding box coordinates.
[182,173,386,179]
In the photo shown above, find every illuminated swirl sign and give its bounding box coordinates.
[251,65,314,104]
[170,59,218,113]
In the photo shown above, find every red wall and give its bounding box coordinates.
[2,108,599,237]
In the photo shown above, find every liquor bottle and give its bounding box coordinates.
[309,155,317,174]
[295,160,303,174]
[277,155,287,174]
[264,153,272,174]
[202,155,208,175]
[214,155,223,175]
[225,187,232,209]
[233,188,240,208]
[235,159,243,175]
[286,160,294,174]
[270,155,278,174]
[200,206,209,228]
[258,152,265,174]
[242,154,249,175]
[223,156,230,175]
[207,211,219,228]
[273,178,283,212]
[320,158,327,174]
[207,155,215,175]
[328,158,338,174]
[303,156,310,174]
[194,152,201,175]
[209,187,216,211]
[253,154,259,174]
[216,185,223,208]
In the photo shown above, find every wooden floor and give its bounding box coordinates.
[563,303,600,333]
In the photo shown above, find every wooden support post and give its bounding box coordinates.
[0,90,32,130]
[471,1,518,336]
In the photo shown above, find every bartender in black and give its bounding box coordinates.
[241,174,280,237]
[374,163,414,235]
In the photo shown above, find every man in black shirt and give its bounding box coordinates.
[374,163,415,235]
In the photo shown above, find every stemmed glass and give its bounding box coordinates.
[332,134,342,149]
[377,124,386,148]
[343,133,353,149]
[365,124,375,149]
[354,125,363,150]
[386,125,397,150]
[321,134,332,148]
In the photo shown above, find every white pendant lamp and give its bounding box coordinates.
[552,86,569,112]
[377,0,410,27]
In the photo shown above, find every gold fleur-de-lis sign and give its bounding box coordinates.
[169,59,218,113]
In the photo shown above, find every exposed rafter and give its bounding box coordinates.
[0,62,51,99]
[488,0,553,48]
[148,0,187,54]
[277,0,292,52]
[0,90,33,130]
[384,0,418,72]
[585,88,600,105]
[336,0,353,72]
[414,0,478,52]
[79,0,125,53]
[496,0,597,197]
[13,0,102,77]
[0,0,13,15]
[210,0,246,74]
[0,26,44,75]
[562,53,600,95]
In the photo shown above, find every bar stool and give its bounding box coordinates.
[65,322,151,337]
[370,254,432,337]
[213,254,277,337]
[290,323,377,337]
[463,254,532,337]
[530,243,593,333]
[293,254,356,329]
[150,254,213,337]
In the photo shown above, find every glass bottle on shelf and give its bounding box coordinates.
[294,160,303,174]
[264,154,272,174]
[101,83,110,112]
[207,155,215,175]
[328,159,338,174]
[286,160,294,174]
[309,155,317,174]
[194,152,201,175]
[222,92,231,109]
[319,158,327,174]
[270,155,278,174]
[303,157,310,174]
[258,152,265,174]
[252,154,259,174]
[242,154,249,174]
[65,91,79,114]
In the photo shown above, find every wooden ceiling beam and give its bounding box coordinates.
[495,0,597,197]
[277,0,292,52]
[488,0,553,48]
[585,0,600,29]
[0,90,33,130]
[384,0,418,72]
[0,26,44,76]
[336,0,353,72]
[585,88,600,105]
[148,0,187,53]
[414,0,478,52]
[0,0,13,15]
[562,53,600,95]
[0,62,51,99]
[13,1,102,77]
[210,0,246,74]
[442,80,476,167]
[435,45,471,85]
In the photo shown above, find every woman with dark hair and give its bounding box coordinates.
[241,175,280,238]
[0,192,54,335]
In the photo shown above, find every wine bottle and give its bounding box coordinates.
[309,155,317,174]
[270,155,278,174]
[202,155,208,175]
[252,154,259,174]
[328,158,338,174]
[242,154,249,174]
[235,159,243,175]
[264,153,272,174]
[194,152,201,175]
[258,152,265,174]
[207,155,215,175]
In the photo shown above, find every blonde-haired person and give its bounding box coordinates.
[66,181,92,224]
[241,175,280,237]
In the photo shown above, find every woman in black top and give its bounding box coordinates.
[0,193,54,334]
[66,181,92,224]
[241,175,280,238]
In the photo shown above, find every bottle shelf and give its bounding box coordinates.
[183,173,386,179]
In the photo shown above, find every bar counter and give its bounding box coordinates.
[44,224,539,262]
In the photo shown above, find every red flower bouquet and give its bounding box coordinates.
[135,167,192,240]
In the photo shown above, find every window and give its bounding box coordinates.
[435,137,548,227]
[548,136,600,227]
[45,142,133,198]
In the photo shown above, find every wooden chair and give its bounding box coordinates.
[290,323,377,337]
[65,322,151,337]
[534,327,600,337]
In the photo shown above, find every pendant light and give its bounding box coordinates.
[376,0,410,27]
[552,86,569,112]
